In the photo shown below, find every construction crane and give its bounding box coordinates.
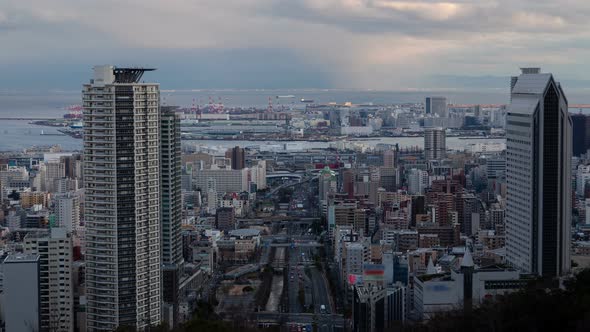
[218,97,224,113]
[267,96,273,113]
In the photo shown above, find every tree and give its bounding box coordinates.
[401,269,590,332]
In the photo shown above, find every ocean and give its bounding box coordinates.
[0,88,515,117]
[0,118,505,153]
[0,88,538,152]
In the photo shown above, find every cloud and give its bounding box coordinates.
[1,0,590,89]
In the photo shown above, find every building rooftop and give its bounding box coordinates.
[512,73,553,95]
[4,253,39,263]
[461,247,474,267]
[228,229,261,238]
[113,67,156,83]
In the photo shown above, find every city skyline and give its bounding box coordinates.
[3,1,590,90]
[0,62,586,331]
[2,0,590,327]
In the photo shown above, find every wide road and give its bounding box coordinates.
[310,266,333,315]
[255,312,346,332]
[287,246,303,314]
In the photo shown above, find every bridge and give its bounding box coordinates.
[268,175,319,196]
[254,312,346,331]
[268,242,322,248]
[266,171,303,180]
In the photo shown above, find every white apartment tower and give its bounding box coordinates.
[55,192,81,232]
[83,65,162,330]
[506,68,572,277]
[424,128,446,161]
[408,168,429,195]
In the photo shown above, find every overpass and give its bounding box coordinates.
[268,175,319,196]
[266,171,303,180]
[254,312,346,331]
[269,242,322,248]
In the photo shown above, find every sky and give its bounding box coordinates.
[2,0,590,91]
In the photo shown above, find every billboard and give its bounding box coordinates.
[363,264,385,281]
[348,274,364,285]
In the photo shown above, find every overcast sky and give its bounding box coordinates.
[1,0,590,90]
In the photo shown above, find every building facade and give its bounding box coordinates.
[3,254,41,332]
[55,192,81,232]
[160,107,184,327]
[425,97,448,117]
[505,68,572,277]
[571,113,590,157]
[424,128,446,161]
[24,228,74,332]
[83,65,162,330]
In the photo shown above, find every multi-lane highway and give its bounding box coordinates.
[278,225,345,332]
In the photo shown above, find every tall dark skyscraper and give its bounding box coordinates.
[226,146,245,170]
[160,107,183,326]
[506,68,572,278]
[571,113,590,157]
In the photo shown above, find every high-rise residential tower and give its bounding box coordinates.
[160,107,183,326]
[424,128,446,161]
[505,68,572,277]
[160,107,182,267]
[83,65,162,330]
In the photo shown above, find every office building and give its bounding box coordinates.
[383,149,396,168]
[505,68,572,277]
[424,128,446,161]
[3,254,41,332]
[60,154,83,179]
[577,164,590,197]
[83,65,162,330]
[379,167,397,192]
[216,207,236,232]
[571,113,590,157]
[485,156,506,180]
[353,286,386,332]
[343,169,356,199]
[24,228,74,332]
[413,262,524,320]
[226,146,245,170]
[194,168,248,194]
[425,97,448,117]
